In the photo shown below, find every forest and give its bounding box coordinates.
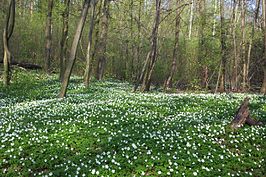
[0,0,265,176]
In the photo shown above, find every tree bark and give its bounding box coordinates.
[261,0,266,94]
[241,0,247,90]
[139,0,161,92]
[218,0,226,92]
[44,0,53,74]
[231,0,240,91]
[197,0,207,88]
[59,0,71,82]
[246,0,260,89]
[3,0,15,86]
[188,0,194,39]
[212,0,217,36]
[96,0,109,80]
[84,0,97,87]
[230,97,263,129]
[164,0,181,90]
[59,0,91,98]
[230,97,250,129]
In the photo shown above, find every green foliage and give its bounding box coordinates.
[0,71,265,176]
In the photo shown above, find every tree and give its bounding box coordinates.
[246,0,260,89]
[218,0,226,92]
[197,0,207,88]
[164,0,181,90]
[44,0,54,74]
[231,0,240,91]
[261,0,266,94]
[84,0,98,87]
[135,0,161,92]
[3,0,15,86]
[96,0,110,80]
[59,0,71,82]
[59,0,91,98]
[188,0,194,39]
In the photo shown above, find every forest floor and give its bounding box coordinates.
[0,70,265,176]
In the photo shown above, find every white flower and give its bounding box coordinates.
[132,143,137,149]
[193,172,197,176]
[91,169,96,175]
[158,171,162,175]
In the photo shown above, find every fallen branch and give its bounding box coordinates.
[0,61,42,70]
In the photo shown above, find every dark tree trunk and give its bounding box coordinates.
[96,0,109,80]
[231,0,240,91]
[59,0,71,82]
[0,60,42,70]
[84,0,97,87]
[246,0,260,90]
[218,0,226,92]
[261,0,266,94]
[164,0,181,90]
[241,0,247,90]
[230,97,250,129]
[261,67,266,94]
[197,0,207,88]
[230,97,263,129]
[44,0,53,74]
[139,0,161,92]
[3,0,15,86]
[59,0,91,98]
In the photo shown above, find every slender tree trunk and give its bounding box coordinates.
[188,0,194,39]
[212,0,217,36]
[30,0,34,16]
[231,0,240,91]
[219,0,226,92]
[261,0,266,94]
[133,0,142,86]
[140,0,161,92]
[241,0,247,90]
[44,0,53,74]
[96,0,109,80]
[197,0,207,88]
[164,0,181,90]
[3,0,15,86]
[59,0,71,82]
[246,0,260,89]
[84,0,97,87]
[59,0,91,98]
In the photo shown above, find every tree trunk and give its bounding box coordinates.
[139,0,161,92]
[188,0,194,39]
[212,0,217,36]
[164,0,181,90]
[84,0,97,87]
[230,97,263,129]
[59,0,71,82]
[96,0,109,80]
[218,0,226,92]
[230,97,250,129]
[197,0,207,88]
[59,0,91,98]
[44,0,53,74]
[241,0,247,90]
[246,0,260,89]
[261,0,266,94]
[3,0,15,86]
[261,67,266,94]
[231,0,240,91]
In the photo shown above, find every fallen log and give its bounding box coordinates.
[230,97,263,129]
[0,61,42,70]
